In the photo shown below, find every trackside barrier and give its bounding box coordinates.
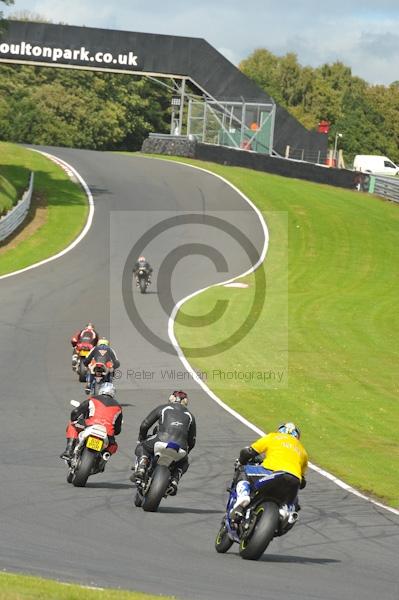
[0,172,34,242]
[369,175,399,203]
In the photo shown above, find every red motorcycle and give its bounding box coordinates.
[72,341,94,382]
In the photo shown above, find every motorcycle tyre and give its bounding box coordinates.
[72,447,97,488]
[239,501,279,560]
[139,277,147,294]
[215,521,234,553]
[78,359,87,383]
[143,465,170,512]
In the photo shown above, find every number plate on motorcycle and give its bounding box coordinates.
[86,436,103,451]
[80,350,90,357]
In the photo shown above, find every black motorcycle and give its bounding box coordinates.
[136,268,150,294]
[134,440,186,512]
[215,464,300,560]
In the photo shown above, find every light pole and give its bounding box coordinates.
[334,132,343,165]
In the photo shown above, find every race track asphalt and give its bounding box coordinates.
[0,148,398,600]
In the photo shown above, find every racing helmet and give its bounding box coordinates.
[86,322,94,329]
[278,422,301,439]
[97,338,109,346]
[138,256,146,262]
[98,382,115,397]
[169,390,188,407]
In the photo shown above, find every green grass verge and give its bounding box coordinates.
[151,155,399,508]
[0,142,88,275]
[0,573,175,600]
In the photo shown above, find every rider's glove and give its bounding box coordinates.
[73,416,86,430]
[300,476,307,490]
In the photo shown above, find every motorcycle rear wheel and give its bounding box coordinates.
[215,521,234,553]
[72,448,96,487]
[238,501,279,560]
[78,359,87,382]
[143,465,170,512]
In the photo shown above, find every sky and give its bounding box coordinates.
[3,0,399,86]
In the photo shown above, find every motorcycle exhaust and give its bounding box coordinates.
[102,452,111,461]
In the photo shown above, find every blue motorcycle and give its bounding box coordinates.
[215,463,300,560]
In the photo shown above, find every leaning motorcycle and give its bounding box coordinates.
[136,268,149,294]
[134,440,186,512]
[64,401,112,487]
[86,361,113,395]
[73,341,93,382]
[215,464,299,560]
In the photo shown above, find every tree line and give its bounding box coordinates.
[240,49,399,163]
[0,64,171,151]
[0,0,398,162]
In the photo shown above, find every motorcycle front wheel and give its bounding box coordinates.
[72,448,97,487]
[238,501,279,560]
[142,465,170,512]
[215,521,234,553]
[139,277,147,294]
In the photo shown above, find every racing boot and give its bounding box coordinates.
[230,506,245,527]
[230,480,251,527]
[60,438,75,461]
[129,456,149,483]
[166,466,183,496]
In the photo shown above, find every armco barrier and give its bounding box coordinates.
[0,172,34,242]
[369,175,399,203]
[142,136,358,190]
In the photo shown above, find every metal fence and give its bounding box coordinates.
[0,172,34,242]
[187,98,276,155]
[369,175,399,203]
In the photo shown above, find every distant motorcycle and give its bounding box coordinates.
[64,401,112,487]
[86,361,113,395]
[73,341,93,382]
[215,464,299,560]
[134,440,186,512]
[136,268,150,294]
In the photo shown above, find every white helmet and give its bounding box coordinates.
[99,382,115,397]
[278,422,301,439]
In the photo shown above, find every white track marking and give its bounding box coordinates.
[165,158,399,517]
[0,149,94,280]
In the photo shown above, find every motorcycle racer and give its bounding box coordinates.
[70,322,99,368]
[231,423,308,525]
[133,256,153,285]
[60,382,122,461]
[131,390,196,495]
[83,338,120,394]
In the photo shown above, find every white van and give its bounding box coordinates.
[353,155,399,176]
